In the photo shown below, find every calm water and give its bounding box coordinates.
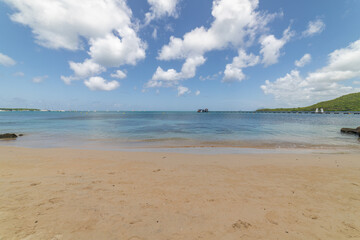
[0,111,359,151]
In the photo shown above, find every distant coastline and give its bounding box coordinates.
[257,92,360,112]
[0,108,40,112]
[0,108,68,112]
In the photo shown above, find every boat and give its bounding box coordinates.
[315,108,324,114]
[197,108,209,113]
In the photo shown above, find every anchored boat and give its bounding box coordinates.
[197,108,209,113]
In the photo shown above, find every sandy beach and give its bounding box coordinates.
[1,146,360,240]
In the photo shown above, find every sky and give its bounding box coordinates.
[0,0,360,111]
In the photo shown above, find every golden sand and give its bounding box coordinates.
[0,146,360,239]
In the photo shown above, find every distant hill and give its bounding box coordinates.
[0,108,40,111]
[257,92,360,112]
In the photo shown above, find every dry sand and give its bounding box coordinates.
[0,146,360,240]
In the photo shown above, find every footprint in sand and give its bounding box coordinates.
[340,222,360,238]
[30,182,41,186]
[342,222,360,232]
[36,202,46,207]
[303,209,319,220]
[302,213,318,220]
[48,198,62,204]
[232,220,252,230]
[129,219,143,225]
[265,212,279,225]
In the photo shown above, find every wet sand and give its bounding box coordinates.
[0,146,360,239]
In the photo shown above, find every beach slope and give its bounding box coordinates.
[0,146,360,239]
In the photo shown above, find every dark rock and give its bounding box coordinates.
[0,133,18,139]
[341,127,360,136]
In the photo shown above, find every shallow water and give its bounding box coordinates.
[0,111,359,152]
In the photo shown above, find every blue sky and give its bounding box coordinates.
[1,0,360,111]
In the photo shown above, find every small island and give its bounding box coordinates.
[257,92,360,112]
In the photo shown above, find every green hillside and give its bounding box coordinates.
[257,92,360,112]
[0,108,40,111]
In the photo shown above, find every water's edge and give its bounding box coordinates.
[1,111,359,154]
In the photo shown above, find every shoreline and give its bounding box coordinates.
[2,141,360,155]
[1,134,360,155]
[1,146,360,239]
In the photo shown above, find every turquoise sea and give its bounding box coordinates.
[0,111,359,152]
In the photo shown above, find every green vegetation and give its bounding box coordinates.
[0,108,40,111]
[257,92,360,112]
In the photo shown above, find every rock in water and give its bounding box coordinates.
[0,133,18,139]
[340,127,360,136]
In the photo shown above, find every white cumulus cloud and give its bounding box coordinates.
[61,59,106,85]
[111,70,127,79]
[261,39,360,106]
[303,19,325,37]
[13,72,25,77]
[158,0,275,61]
[148,55,205,87]
[84,77,120,91]
[88,31,146,68]
[147,0,279,90]
[0,53,16,66]
[295,53,312,67]
[69,59,106,78]
[3,0,146,91]
[145,0,180,24]
[199,72,222,81]
[260,27,294,67]
[195,90,200,96]
[177,86,190,96]
[32,75,48,83]
[223,49,260,82]
[4,0,134,50]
